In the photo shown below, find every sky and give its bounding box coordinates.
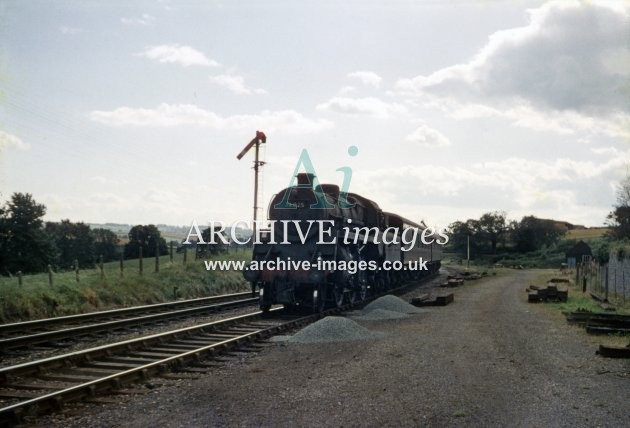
[0,0,628,231]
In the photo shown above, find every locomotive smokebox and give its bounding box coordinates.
[320,184,340,199]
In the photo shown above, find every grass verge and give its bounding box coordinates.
[0,250,252,323]
[529,271,630,347]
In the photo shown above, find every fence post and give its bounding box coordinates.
[99,255,104,279]
[605,266,609,302]
[48,264,53,286]
[597,264,600,294]
[183,246,187,266]
[17,271,22,286]
[120,252,124,278]
[74,259,80,283]
[139,247,143,276]
[155,241,159,273]
[582,271,587,293]
[170,241,174,263]
[575,264,580,290]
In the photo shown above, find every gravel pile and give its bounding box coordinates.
[363,295,425,314]
[287,316,384,343]
[352,308,410,321]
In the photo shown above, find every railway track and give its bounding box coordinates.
[0,273,440,425]
[0,308,323,425]
[0,292,257,352]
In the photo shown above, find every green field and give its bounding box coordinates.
[566,227,609,240]
[0,249,252,323]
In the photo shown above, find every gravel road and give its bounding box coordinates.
[35,269,629,427]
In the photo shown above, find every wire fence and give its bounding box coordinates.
[578,259,629,305]
[1,242,251,288]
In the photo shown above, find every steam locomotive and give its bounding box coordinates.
[243,173,442,312]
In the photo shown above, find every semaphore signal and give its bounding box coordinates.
[237,131,267,240]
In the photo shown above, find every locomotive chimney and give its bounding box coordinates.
[296,173,316,188]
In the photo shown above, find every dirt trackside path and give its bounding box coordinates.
[41,270,629,427]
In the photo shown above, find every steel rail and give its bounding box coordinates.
[0,292,253,336]
[0,297,258,350]
[0,272,439,424]
[0,307,319,425]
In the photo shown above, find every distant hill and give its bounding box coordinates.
[532,219,608,240]
[88,223,189,243]
[553,220,586,230]
[532,218,610,234]
[88,223,253,244]
[565,227,610,240]
[88,223,134,243]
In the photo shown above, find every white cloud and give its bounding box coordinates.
[590,147,619,156]
[90,104,217,127]
[43,190,198,225]
[338,86,356,95]
[89,103,333,134]
[316,97,406,119]
[136,44,220,67]
[358,149,629,226]
[479,154,629,182]
[91,176,124,185]
[87,192,126,206]
[0,131,30,151]
[500,104,629,138]
[143,188,179,205]
[121,14,156,26]
[446,102,501,120]
[208,74,267,95]
[59,26,82,35]
[395,1,630,136]
[158,0,176,12]
[405,124,451,147]
[427,97,630,138]
[348,71,382,87]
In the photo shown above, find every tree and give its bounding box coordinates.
[0,203,8,271]
[124,225,168,259]
[591,239,611,264]
[447,219,481,258]
[478,211,507,254]
[513,216,567,252]
[198,226,228,255]
[606,175,630,239]
[45,220,95,269]
[92,228,120,262]
[0,193,58,274]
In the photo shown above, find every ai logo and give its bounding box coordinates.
[274,146,359,209]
